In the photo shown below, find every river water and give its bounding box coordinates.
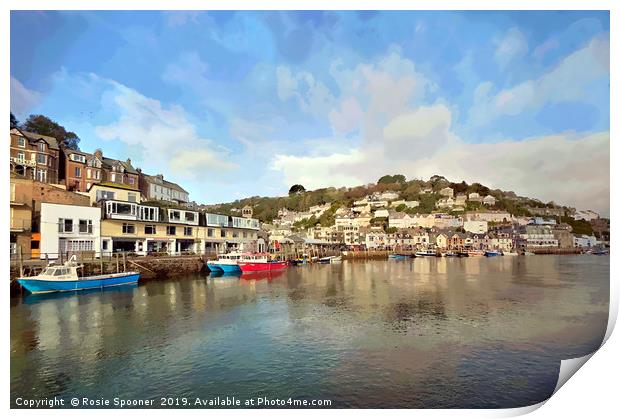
[11,255,609,408]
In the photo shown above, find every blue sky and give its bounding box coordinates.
[10,11,610,214]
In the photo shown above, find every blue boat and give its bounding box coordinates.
[17,256,140,295]
[205,252,243,273]
[388,254,407,260]
[484,250,502,257]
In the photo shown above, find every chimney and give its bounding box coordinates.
[126,158,132,166]
[94,149,103,159]
[136,167,142,174]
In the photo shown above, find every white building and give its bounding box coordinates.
[574,210,599,222]
[40,203,102,259]
[464,220,488,234]
[374,209,390,218]
[573,235,599,248]
[468,192,482,202]
[365,232,388,249]
[436,197,455,208]
[377,191,400,201]
[482,195,497,206]
[388,211,417,229]
[439,187,454,198]
[465,211,511,223]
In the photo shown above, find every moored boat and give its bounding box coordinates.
[238,253,288,272]
[442,251,459,257]
[503,251,519,256]
[17,256,140,295]
[206,252,243,273]
[467,250,485,257]
[484,250,502,257]
[388,254,407,260]
[415,250,439,257]
[456,251,470,257]
[523,251,535,256]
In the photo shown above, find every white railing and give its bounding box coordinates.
[10,156,37,168]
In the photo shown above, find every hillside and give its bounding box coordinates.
[204,174,581,227]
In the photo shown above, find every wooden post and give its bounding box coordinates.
[123,252,126,272]
[116,253,119,273]
[100,252,104,274]
[18,246,23,277]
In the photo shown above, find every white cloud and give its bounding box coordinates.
[10,77,41,117]
[470,35,609,126]
[94,80,238,180]
[275,66,335,117]
[494,27,529,69]
[272,100,609,214]
[328,97,364,135]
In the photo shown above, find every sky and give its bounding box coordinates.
[10,11,610,215]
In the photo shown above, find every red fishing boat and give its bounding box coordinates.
[238,253,288,272]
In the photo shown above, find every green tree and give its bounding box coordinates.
[288,184,306,195]
[10,112,19,129]
[21,114,81,150]
[378,174,406,184]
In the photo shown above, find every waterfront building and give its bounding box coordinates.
[9,128,61,184]
[574,234,599,248]
[337,225,361,246]
[10,175,91,259]
[518,225,559,249]
[40,202,102,259]
[138,171,189,204]
[464,220,488,234]
[365,231,388,249]
[436,233,449,249]
[491,232,515,251]
[89,182,141,205]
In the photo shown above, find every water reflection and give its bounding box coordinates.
[11,256,609,408]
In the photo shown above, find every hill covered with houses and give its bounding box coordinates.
[204,175,608,250]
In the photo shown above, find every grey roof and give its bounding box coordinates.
[102,157,139,175]
[141,173,188,194]
[13,129,60,150]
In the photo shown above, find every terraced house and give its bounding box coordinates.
[138,171,189,204]
[96,190,260,256]
[9,128,60,184]
[61,148,139,192]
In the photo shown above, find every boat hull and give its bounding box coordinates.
[238,261,288,272]
[18,272,140,294]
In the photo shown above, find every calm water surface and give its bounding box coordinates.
[11,256,609,408]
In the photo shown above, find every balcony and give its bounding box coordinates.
[10,219,31,232]
[10,156,36,168]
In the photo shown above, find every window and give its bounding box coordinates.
[127,193,137,203]
[140,206,158,222]
[94,170,101,180]
[243,231,247,238]
[71,154,86,163]
[38,142,45,152]
[207,228,214,237]
[110,173,116,182]
[75,167,81,177]
[17,151,25,161]
[166,226,176,236]
[185,212,196,222]
[122,223,135,234]
[169,210,181,221]
[128,177,135,185]
[17,137,26,147]
[87,169,91,178]
[102,240,109,250]
[145,225,156,234]
[232,231,239,238]
[59,218,73,233]
[220,229,226,238]
[37,154,46,165]
[86,183,91,190]
[36,169,47,183]
[184,227,193,236]
[78,219,93,234]
[96,190,115,202]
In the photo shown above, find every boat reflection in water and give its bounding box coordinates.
[241,270,286,281]
[21,283,139,304]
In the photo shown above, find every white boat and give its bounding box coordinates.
[415,250,438,257]
[503,251,519,256]
[18,255,140,294]
[523,251,535,256]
